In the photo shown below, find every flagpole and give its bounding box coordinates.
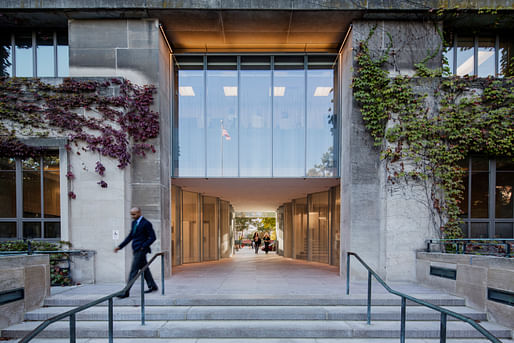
[220,120,224,177]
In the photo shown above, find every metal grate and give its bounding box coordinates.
[488,288,514,306]
[0,288,24,306]
[430,266,457,280]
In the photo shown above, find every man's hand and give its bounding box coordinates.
[114,247,120,253]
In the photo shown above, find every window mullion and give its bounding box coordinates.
[53,31,58,77]
[16,159,22,239]
[40,156,45,239]
[32,31,37,77]
[489,160,496,238]
[11,34,16,77]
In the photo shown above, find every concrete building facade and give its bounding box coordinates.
[0,1,512,283]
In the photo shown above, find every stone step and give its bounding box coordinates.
[2,320,511,339]
[25,305,488,322]
[3,339,514,343]
[43,294,467,307]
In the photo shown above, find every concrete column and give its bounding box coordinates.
[68,19,171,282]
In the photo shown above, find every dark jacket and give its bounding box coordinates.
[118,217,156,253]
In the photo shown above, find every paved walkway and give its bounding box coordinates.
[51,248,444,299]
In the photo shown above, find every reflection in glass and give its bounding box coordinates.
[331,186,340,266]
[202,196,218,261]
[44,172,60,218]
[15,33,33,77]
[44,222,60,238]
[171,185,181,266]
[219,200,230,258]
[182,191,200,263]
[23,157,40,171]
[43,151,60,171]
[471,171,488,218]
[456,37,474,76]
[309,191,329,264]
[443,46,454,74]
[178,70,205,176]
[306,68,335,177]
[0,33,12,77]
[273,68,305,176]
[293,198,307,260]
[240,66,272,176]
[206,68,238,176]
[496,172,513,218]
[496,158,514,171]
[23,222,41,239]
[459,222,468,238]
[57,33,69,77]
[495,223,513,238]
[471,157,488,171]
[470,222,488,238]
[0,222,16,238]
[284,203,293,258]
[36,31,54,77]
[477,37,495,77]
[24,171,41,218]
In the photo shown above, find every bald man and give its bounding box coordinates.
[114,207,158,298]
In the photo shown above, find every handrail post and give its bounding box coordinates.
[346,253,350,295]
[440,312,447,343]
[426,240,431,252]
[161,253,165,295]
[400,296,406,343]
[69,314,76,343]
[141,275,145,326]
[505,241,511,258]
[367,270,371,325]
[108,298,113,343]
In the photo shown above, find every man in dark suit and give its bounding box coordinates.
[114,207,158,298]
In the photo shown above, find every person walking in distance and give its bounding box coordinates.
[263,232,271,254]
[253,232,261,254]
[114,207,158,298]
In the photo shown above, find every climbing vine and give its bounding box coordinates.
[0,77,159,196]
[353,27,514,238]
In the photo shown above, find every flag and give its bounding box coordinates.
[222,128,231,140]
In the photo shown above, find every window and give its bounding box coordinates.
[0,151,61,240]
[444,34,513,77]
[173,54,339,178]
[0,31,68,77]
[459,157,514,238]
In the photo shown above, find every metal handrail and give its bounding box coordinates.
[426,239,513,257]
[18,251,167,343]
[346,252,503,343]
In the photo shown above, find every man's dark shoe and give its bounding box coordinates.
[144,287,158,294]
[117,293,129,299]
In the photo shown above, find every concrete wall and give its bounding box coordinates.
[417,252,514,328]
[0,255,50,329]
[69,18,171,282]
[343,21,442,281]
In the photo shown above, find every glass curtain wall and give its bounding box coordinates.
[172,187,233,265]
[174,54,338,178]
[278,186,339,266]
[202,196,218,261]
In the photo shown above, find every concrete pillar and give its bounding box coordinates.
[68,19,171,282]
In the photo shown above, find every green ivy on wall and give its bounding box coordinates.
[353,27,514,238]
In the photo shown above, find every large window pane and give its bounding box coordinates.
[36,31,54,77]
[496,171,513,218]
[206,62,238,177]
[57,32,69,77]
[219,200,230,258]
[477,37,495,77]
[456,37,474,76]
[293,198,307,260]
[23,222,41,239]
[495,223,513,238]
[23,157,41,218]
[471,172,488,218]
[44,222,60,239]
[43,152,60,218]
[182,191,200,263]
[178,69,205,176]
[240,56,271,177]
[443,45,454,74]
[309,191,329,263]
[470,222,488,238]
[202,196,218,261]
[273,61,305,176]
[0,222,16,238]
[15,32,33,77]
[331,186,340,266]
[306,62,336,177]
[0,157,16,218]
[171,185,181,266]
[0,33,13,77]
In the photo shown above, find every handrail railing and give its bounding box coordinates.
[18,251,167,343]
[346,252,503,343]
[426,239,513,258]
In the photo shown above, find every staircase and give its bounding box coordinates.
[2,292,512,342]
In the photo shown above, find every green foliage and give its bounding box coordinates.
[353,30,514,239]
